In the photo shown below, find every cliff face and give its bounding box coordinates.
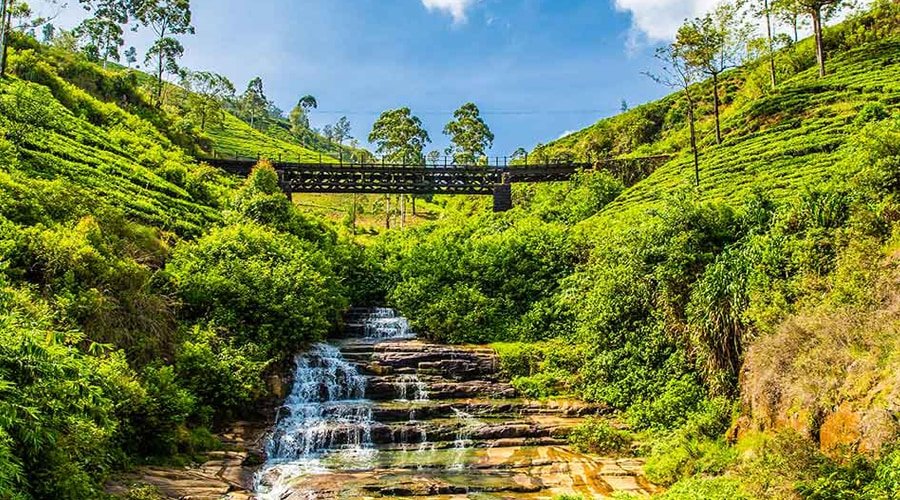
[742,248,900,458]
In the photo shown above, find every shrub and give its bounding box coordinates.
[166,222,347,356]
[174,324,268,420]
[854,102,889,125]
[568,418,632,455]
[656,476,750,500]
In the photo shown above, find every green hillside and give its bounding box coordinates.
[205,112,332,162]
[536,17,900,221]
[0,32,370,499]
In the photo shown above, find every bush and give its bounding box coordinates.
[568,418,632,455]
[656,476,750,500]
[643,399,737,486]
[174,325,268,420]
[166,222,347,356]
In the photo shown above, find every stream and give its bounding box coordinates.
[251,308,656,499]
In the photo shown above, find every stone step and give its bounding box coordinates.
[259,445,657,499]
[268,417,580,449]
[369,398,609,421]
[366,377,516,400]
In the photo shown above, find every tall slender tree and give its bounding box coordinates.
[240,77,267,129]
[129,0,194,104]
[645,44,702,186]
[289,94,317,136]
[675,1,752,144]
[76,0,129,68]
[443,102,494,164]
[796,0,850,77]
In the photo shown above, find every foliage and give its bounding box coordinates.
[380,211,577,343]
[166,221,347,356]
[568,418,633,455]
[368,107,431,163]
[443,102,494,164]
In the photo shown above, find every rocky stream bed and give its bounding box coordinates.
[110,308,658,499]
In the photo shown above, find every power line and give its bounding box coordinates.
[307,108,617,117]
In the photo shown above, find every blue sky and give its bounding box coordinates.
[39,0,730,154]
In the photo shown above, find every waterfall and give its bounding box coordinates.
[362,308,413,339]
[395,374,429,402]
[255,344,375,497]
[450,408,480,470]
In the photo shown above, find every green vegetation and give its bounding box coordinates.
[369,3,900,497]
[1,0,899,498]
[568,418,633,455]
[0,27,364,498]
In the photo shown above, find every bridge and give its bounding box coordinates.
[203,155,670,212]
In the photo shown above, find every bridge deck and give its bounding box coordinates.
[205,158,590,195]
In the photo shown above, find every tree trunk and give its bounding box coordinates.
[812,7,826,77]
[688,101,700,187]
[156,52,164,105]
[712,72,722,144]
[384,195,391,230]
[765,0,777,89]
[793,18,799,43]
[0,0,7,79]
[0,4,10,78]
[351,194,358,234]
[412,196,417,216]
[400,195,406,230]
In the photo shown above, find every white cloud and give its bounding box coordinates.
[421,0,478,23]
[613,0,719,42]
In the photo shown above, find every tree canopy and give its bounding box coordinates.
[368,107,431,164]
[443,102,494,164]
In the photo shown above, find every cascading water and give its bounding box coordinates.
[255,344,375,497]
[254,308,493,498]
[362,308,413,339]
[396,374,429,402]
[450,408,481,470]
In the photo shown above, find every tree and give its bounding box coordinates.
[772,0,808,42]
[331,116,351,145]
[1,0,62,76]
[645,44,702,186]
[76,0,129,68]
[76,18,125,67]
[368,107,431,164]
[240,77,267,129]
[511,147,528,163]
[443,102,494,164]
[426,150,442,166]
[182,70,235,130]
[753,0,779,88]
[795,0,850,77]
[289,95,317,136]
[129,0,194,104]
[675,2,752,144]
[144,36,183,103]
[124,45,137,67]
[41,21,53,42]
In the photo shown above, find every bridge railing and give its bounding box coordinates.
[202,148,608,170]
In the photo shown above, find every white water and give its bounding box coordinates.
[255,344,375,498]
[395,374,429,402]
[450,408,481,470]
[360,308,414,339]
